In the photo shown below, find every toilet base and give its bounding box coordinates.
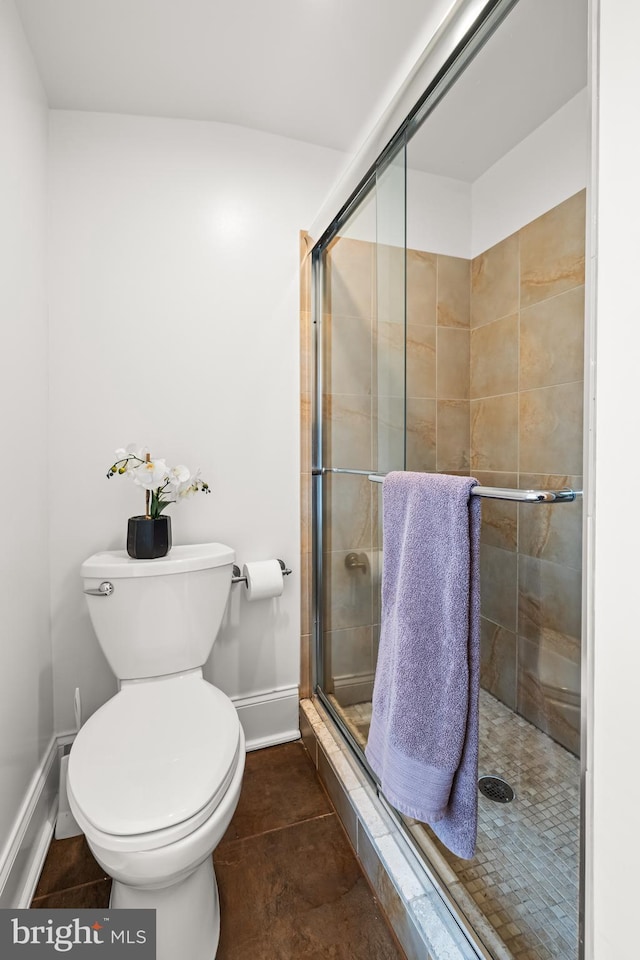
[110,855,220,960]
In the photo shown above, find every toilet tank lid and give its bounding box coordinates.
[81,542,235,579]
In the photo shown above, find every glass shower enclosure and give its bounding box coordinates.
[310,2,587,958]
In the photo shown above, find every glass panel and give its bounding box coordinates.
[375,146,407,474]
[314,2,587,959]
[318,149,406,709]
[398,2,586,959]
[320,187,375,473]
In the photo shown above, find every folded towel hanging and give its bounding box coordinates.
[365,471,481,859]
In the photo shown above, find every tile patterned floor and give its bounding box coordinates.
[32,741,406,960]
[337,690,580,960]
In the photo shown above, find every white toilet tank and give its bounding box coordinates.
[81,543,235,680]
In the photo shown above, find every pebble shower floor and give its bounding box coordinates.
[337,689,580,960]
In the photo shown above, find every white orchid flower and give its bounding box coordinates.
[131,458,169,490]
[107,446,209,520]
[167,464,192,496]
[178,468,203,497]
[113,444,150,475]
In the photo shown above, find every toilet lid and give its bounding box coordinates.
[68,675,241,837]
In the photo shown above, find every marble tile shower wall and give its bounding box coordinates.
[319,236,378,705]
[472,190,585,755]
[300,190,584,753]
[316,236,472,707]
[300,232,313,700]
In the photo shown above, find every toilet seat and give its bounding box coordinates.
[68,673,241,852]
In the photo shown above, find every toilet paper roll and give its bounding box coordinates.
[242,559,284,601]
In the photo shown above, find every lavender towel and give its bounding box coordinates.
[365,471,481,859]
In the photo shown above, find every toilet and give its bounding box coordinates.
[67,542,245,960]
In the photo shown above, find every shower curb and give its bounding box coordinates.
[300,698,481,960]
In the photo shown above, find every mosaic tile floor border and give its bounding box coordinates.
[334,690,580,960]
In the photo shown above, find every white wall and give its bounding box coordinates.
[334,165,471,258]
[0,0,53,858]
[406,168,471,256]
[347,88,588,261]
[591,2,640,956]
[48,110,345,735]
[471,87,589,256]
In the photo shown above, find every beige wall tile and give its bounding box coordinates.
[406,249,437,326]
[437,328,469,399]
[324,312,373,397]
[324,549,373,631]
[520,285,585,391]
[437,255,470,328]
[300,393,312,475]
[374,396,404,474]
[406,398,437,473]
[322,394,372,470]
[517,635,580,755]
[518,473,583,569]
[330,625,374,679]
[300,310,312,397]
[301,473,311,556]
[520,190,586,308]
[470,394,518,472]
[471,233,519,328]
[474,471,518,551]
[300,234,313,686]
[480,544,518,631]
[517,554,582,660]
[375,320,405,399]
[406,323,437,399]
[325,236,374,319]
[436,400,470,472]
[376,321,437,401]
[519,382,583,476]
[323,474,373,552]
[301,549,311,638]
[377,242,405,325]
[470,313,518,399]
[480,618,516,709]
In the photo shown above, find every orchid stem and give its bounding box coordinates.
[145,452,151,518]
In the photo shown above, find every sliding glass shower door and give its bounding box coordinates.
[316,145,406,718]
[311,2,586,958]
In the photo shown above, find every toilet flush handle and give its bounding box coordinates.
[83,581,115,597]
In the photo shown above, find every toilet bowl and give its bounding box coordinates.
[68,543,244,960]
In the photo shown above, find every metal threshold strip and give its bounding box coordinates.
[314,468,582,504]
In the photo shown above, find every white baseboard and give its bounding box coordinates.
[0,736,60,909]
[232,685,300,751]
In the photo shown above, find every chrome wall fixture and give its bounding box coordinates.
[231,559,292,585]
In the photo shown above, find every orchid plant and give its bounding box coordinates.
[107,444,210,520]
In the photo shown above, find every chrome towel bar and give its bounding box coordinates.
[313,468,581,504]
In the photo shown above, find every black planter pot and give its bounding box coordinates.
[127,515,172,560]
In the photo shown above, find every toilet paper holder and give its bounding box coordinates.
[232,559,292,585]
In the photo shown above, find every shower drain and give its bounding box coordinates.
[478,775,515,803]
